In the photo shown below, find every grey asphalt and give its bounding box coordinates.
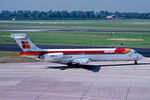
[0,43,150,57]
[1,29,150,33]
[0,58,150,100]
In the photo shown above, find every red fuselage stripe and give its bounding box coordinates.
[20,48,130,56]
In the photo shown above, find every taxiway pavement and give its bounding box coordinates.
[0,58,150,100]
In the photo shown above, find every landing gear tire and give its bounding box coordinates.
[67,62,73,67]
[134,60,138,64]
[74,63,79,67]
[67,63,80,67]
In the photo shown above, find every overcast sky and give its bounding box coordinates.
[0,0,149,12]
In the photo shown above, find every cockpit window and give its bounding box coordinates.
[134,51,137,53]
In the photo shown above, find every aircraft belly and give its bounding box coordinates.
[90,54,136,61]
[60,54,136,63]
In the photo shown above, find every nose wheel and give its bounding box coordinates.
[134,60,138,64]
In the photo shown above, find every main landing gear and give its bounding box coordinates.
[67,62,79,67]
[134,60,138,64]
[67,62,73,67]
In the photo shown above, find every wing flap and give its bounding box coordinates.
[71,58,91,65]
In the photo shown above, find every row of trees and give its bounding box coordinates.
[0,10,150,20]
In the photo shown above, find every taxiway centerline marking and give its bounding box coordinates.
[144,57,150,60]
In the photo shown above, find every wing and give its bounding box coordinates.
[70,58,91,65]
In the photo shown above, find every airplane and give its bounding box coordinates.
[11,34,143,66]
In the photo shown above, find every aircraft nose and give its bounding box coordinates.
[137,53,143,60]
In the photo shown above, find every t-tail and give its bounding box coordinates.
[11,34,41,52]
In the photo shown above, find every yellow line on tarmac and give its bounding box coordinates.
[101,62,136,68]
[0,70,150,79]
[102,58,150,68]
[98,74,150,79]
[144,57,150,60]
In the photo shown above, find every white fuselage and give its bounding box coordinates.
[32,48,143,64]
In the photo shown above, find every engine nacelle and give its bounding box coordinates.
[39,53,63,61]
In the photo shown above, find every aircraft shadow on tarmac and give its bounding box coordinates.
[46,62,150,72]
[46,65,101,72]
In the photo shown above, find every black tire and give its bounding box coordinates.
[134,60,138,64]
[67,62,72,67]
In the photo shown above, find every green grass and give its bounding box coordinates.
[0,19,150,48]
[0,31,150,48]
[0,51,39,63]
[0,51,19,57]
[1,19,150,31]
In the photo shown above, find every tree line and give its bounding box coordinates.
[0,10,150,20]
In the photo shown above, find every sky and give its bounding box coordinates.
[0,0,150,12]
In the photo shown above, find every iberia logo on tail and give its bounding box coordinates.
[21,41,31,49]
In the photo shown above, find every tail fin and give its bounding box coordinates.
[11,34,41,52]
